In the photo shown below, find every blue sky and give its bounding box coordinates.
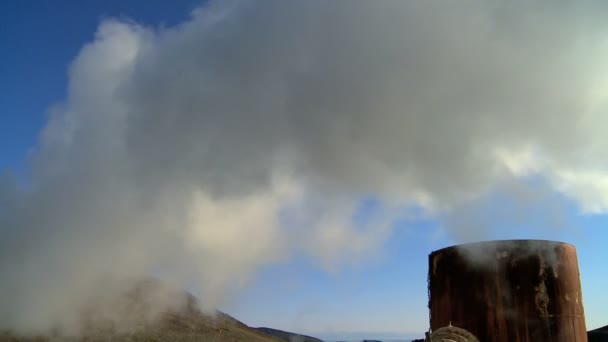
[0,0,200,174]
[2,1,608,340]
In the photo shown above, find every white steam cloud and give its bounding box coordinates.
[2,0,608,335]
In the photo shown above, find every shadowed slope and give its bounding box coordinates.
[0,279,292,342]
[589,325,608,342]
[255,327,323,342]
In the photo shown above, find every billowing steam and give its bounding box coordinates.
[2,0,608,335]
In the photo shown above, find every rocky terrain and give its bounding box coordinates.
[254,327,323,342]
[0,279,315,342]
[0,309,284,342]
[589,325,608,342]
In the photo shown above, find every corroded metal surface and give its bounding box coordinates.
[428,240,587,342]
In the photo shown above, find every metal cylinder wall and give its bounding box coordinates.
[428,240,587,342]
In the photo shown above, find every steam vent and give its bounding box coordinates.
[428,240,587,342]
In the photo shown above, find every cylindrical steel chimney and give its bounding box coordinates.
[428,240,587,342]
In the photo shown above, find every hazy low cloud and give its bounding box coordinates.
[2,0,608,335]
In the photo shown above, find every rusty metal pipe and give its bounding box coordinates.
[428,240,587,342]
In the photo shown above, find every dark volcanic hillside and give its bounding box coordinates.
[0,279,316,342]
[0,308,284,342]
[255,327,323,342]
[589,325,608,342]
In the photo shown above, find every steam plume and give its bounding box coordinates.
[2,0,608,335]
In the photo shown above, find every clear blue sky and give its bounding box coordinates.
[1,1,607,339]
[1,0,201,174]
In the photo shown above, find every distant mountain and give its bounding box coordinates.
[1,308,282,342]
[0,278,285,342]
[1,310,282,341]
[589,325,608,342]
[255,327,324,342]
